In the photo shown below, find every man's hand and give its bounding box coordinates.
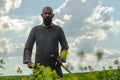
[60,57,66,62]
[56,57,62,66]
[27,61,33,69]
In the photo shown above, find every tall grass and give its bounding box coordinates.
[0,68,120,80]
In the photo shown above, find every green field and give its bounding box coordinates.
[0,69,120,80]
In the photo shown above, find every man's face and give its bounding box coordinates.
[41,8,54,18]
[41,8,54,26]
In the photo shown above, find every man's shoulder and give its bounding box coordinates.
[32,25,43,30]
[52,24,62,30]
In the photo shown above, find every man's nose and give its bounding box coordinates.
[46,14,50,16]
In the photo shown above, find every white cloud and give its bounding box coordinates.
[0,38,24,56]
[109,20,120,33]
[0,0,22,14]
[53,18,65,27]
[84,4,114,31]
[63,14,72,21]
[80,0,86,3]
[54,0,69,13]
[85,3,114,22]
[87,29,107,40]
[53,14,72,27]
[0,16,35,33]
[103,49,120,59]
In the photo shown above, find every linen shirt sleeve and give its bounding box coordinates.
[59,27,69,50]
[59,27,69,61]
[23,27,36,64]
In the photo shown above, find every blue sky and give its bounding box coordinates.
[0,0,120,76]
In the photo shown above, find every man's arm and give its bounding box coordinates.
[59,27,69,61]
[23,27,36,67]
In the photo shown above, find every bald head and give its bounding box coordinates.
[42,6,53,13]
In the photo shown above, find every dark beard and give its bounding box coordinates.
[43,17,52,26]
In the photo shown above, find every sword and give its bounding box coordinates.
[51,55,72,74]
[61,64,72,74]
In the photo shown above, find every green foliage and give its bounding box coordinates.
[0,66,120,80]
[30,63,62,80]
[16,66,22,74]
[77,50,85,59]
[0,76,31,80]
[0,58,5,76]
[114,60,119,65]
[96,51,103,61]
[0,58,5,69]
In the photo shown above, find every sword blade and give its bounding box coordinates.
[61,64,72,74]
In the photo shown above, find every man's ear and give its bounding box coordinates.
[41,13,43,17]
[52,13,54,18]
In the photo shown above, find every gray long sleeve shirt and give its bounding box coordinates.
[23,24,69,67]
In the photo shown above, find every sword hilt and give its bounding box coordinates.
[51,55,72,74]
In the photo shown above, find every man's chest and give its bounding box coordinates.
[35,28,59,43]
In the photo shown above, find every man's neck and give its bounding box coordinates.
[42,23,54,27]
